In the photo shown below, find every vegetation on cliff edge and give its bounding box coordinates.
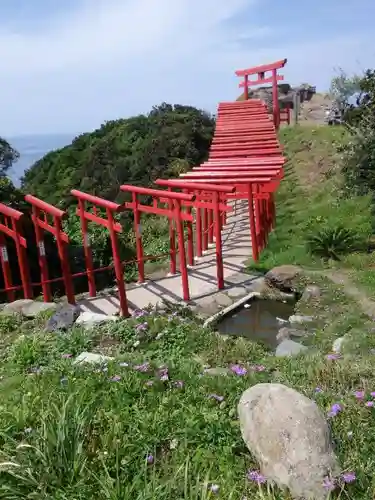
[21,103,215,208]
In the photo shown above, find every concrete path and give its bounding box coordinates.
[78,200,256,315]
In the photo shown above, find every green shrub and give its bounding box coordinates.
[0,314,22,336]
[306,225,366,261]
[342,69,375,195]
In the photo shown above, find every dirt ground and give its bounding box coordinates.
[298,93,333,125]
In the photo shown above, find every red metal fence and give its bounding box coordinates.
[0,59,287,315]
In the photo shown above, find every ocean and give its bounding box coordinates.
[6,134,75,187]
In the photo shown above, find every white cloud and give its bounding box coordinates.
[0,0,254,74]
[0,0,374,135]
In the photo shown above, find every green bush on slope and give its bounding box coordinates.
[21,103,215,207]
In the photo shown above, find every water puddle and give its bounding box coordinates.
[216,298,295,348]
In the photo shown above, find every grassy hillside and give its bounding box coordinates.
[1,276,375,499]
[3,124,375,498]
[250,125,374,280]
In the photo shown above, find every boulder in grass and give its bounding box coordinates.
[275,339,308,357]
[265,265,302,292]
[75,311,119,329]
[238,383,339,499]
[74,351,114,365]
[3,299,57,318]
[45,304,81,332]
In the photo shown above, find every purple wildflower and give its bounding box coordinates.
[341,471,356,483]
[157,367,169,381]
[133,309,148,318]
[323,477,335,491]
[365,401,374,407]
[134,362,150,372]
[315,387,323,393]
[136,322,148,332]
[371,392,375,397]
[208,394,224,402]
[354,391,365,399]
[174,380,184,388]
[247,470,266,484]
[61,353,72,359]
[326,353,341,360]
[146,454,154,465]
[230,364,248,376]
[250,365,266,372]
[209,484,220,494]
[110,375,121,382]
[328,403,342,417]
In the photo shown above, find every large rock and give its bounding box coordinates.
[3,299,57,318]
[22,301,57,318]
[45,304,81,332]
[276,339,307,357]
[74,351,114,365]
[250,277,296,302]
[265,265,301,292]
[75,311,119,329]
[238,383,339,499]
[2,299,34,315]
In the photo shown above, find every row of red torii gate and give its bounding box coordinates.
[0,59,287,316]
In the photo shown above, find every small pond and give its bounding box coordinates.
[216,297,295,348]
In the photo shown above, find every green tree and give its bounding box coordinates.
[17,103,215,290]
[0,177,26,208]
[330,69,361,109]
[22,103,215,207]
[0,137,19,177]
[341,69,375,197]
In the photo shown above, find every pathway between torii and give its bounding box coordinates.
[78,200,257,316]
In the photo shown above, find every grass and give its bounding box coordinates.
[249,125,373,274]
[2,124,375,498]
[0,278,375,499]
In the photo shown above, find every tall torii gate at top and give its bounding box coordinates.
[0,58,287,316]
[235,58,288,130]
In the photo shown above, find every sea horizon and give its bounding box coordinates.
[5,133,77,187]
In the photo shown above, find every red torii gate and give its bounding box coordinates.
[163,175,279,263]
[235,58,288,129]
[1,59,286,311]
[154,179,235,290]
[0,203,31,301]
[0,183,237,310]
[25,194,75,305]
[119,184,195,302]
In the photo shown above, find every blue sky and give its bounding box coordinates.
[1,0,375,136]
